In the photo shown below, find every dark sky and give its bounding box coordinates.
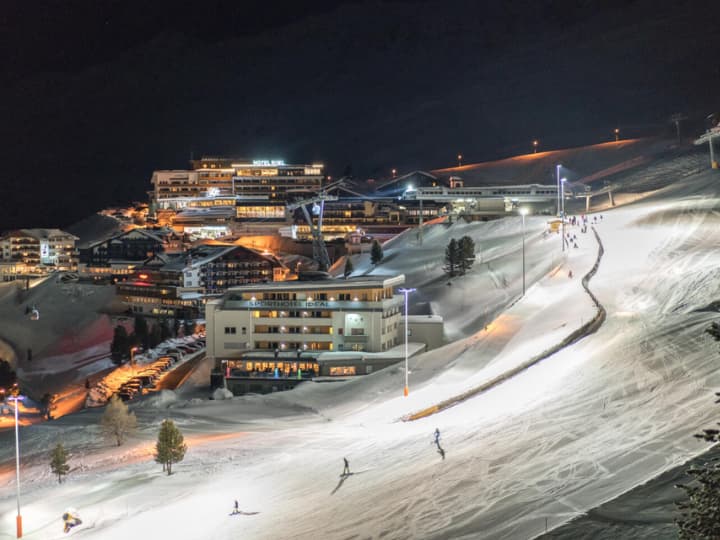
[1,0,719,230]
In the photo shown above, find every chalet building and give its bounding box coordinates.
[116,244,290,318]
[0,229,78,274]
[79,228,184,281]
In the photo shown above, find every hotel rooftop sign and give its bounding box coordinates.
[251,160,286,166]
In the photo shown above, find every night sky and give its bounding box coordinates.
[1,0,719,230]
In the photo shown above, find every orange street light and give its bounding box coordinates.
[130,346,140,375]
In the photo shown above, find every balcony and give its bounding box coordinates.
[252,333,333,343]
[342,334,368,343]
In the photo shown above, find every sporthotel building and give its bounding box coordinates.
[206,274,406,360]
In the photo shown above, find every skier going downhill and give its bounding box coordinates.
[342,457,350,476]
[62,509,82,533]
[434,428,441,445]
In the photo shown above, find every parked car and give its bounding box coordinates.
[136,375,156,388]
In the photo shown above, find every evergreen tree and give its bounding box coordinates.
[149,323,162,348]
[443,238,460,277]
[458,236,476,275]
[40,393,56,420]
[370,240,384,265]
[50,442,70,483]
[110,325,130,364]
[133,315,150,350]
[343,257,354,279]
[183,320,195,337]
[706,321,720,341]
[0,359,17,387]
[101,395,137,446]
[154,419,187,475]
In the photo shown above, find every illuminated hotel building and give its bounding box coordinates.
[150,158,324,210]
[0,229,78,271]
[206,274,406,360]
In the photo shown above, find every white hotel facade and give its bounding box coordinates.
[206,275,406,360]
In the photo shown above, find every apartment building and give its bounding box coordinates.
[0,229,78,272]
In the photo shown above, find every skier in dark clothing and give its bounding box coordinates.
[234,500,239,514]
[434,428,441,445]
[342,457,350,476]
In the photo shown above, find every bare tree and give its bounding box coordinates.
[101,395,137,446]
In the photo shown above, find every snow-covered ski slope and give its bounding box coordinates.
[3,156,720,539]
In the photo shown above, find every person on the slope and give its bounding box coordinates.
[342,457,350,476]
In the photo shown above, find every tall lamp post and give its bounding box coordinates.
[520,208,528,296]
[9,383,24,538]
[561,178,567,252]
[555,164,562,217]
[130,346,140,375]
[457,153,463,167]
[399,287,416,397]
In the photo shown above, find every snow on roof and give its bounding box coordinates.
[225,274,405,293]
[406,314,443,323]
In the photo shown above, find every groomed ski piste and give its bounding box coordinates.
[2,150,720,539]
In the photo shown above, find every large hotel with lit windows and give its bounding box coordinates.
[149,157,324,218]
[206,274,406,360]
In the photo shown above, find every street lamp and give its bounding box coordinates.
[398,287,416,397]
[556,164,562,217]
[9,383,24,538]
[130,346,140,375]
[392,168,397,178]
[457,153,463,167]
[614,128,620,141]
[561,178,567,252]
[520,208,528,296]
[533,140,539,153]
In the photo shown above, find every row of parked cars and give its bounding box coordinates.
[115,336,206,401]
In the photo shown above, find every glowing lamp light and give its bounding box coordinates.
[307,297,313,302]
[329,296,335,301]
[353,296,359,301]
[251,296,256,301]
[138,273,149,280]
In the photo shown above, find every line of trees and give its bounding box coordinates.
[111,316,195,364]
[444,236,476,277]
